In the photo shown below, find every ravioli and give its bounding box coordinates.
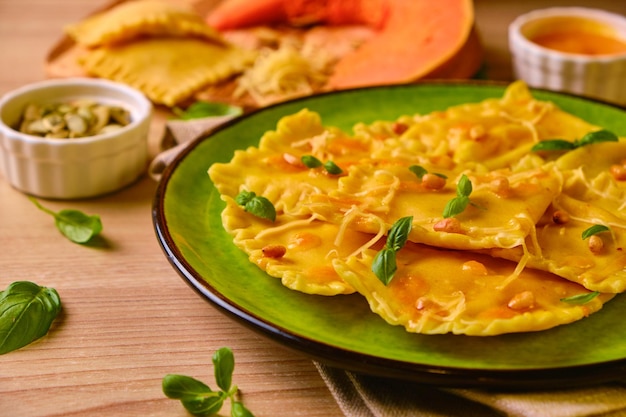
[307,162,562,250]
[487,141,626,293]
[209,109,372,217]
[220,197,377,295]
[79,38,254,106]
[65,0,223,47]
[209,81,623,335]
[359,80,600,171]
[333,242,613,336]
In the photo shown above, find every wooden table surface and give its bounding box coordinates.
[1,1,625,416]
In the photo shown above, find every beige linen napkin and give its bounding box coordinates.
[149,114,237,181]
[315,362,626,417]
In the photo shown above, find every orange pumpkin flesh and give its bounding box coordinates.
[328,0,482,88]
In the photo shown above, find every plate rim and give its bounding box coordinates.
[152,80,626,389]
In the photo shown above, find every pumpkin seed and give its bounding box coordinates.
[14,101,132,139]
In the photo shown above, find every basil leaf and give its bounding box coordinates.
[235,190,255,206]
[0,281,61,355]
[561,291,600,304]
[386,216,413,251]
[173,101,242,120]
[29,197,102,244]
[443,196,469,218]
[372,248,397,285]
[456,174,472,197]
[163,348,255,416]
[582,224,610,240]
[213,347,235,392]
[162,374,214,399]
[323,160,343,175]
[531,139,576,152]
[409,165,428,179]
[54,209,103,243]
[231,401,256,417]
[235,191,277,222]
[576,129,618,147]
[532,130,618,153]
[301,155,323,168]
[163,374,225,416]
[244,196,276,222]
[182,392,226,416]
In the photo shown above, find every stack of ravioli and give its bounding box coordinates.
[208,81,626,336]
[64,0,255,106]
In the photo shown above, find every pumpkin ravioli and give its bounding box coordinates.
[79,37,255,106]
[333,242,613,336]
[209,82,623,335]
[65,0,223,47]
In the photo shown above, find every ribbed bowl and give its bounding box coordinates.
[0,78,152,199]
[509,7,626,106]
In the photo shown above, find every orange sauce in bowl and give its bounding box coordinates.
[527,16,626,56]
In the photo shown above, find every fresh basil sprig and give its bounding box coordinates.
[532,129,618,152]
[372,216,413,285]
[408,165,447,180]
[442,174,476,218]
[163,347,255,417]
[301,155,343,175]
[301,155,323,168]
[172,101,242,120]
[582,224,610,240]
[29,197,103,244]
[235,190,276,222]
[0,281,61,355]
[560,291,600,304]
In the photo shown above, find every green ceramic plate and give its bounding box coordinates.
[153,82,626,388]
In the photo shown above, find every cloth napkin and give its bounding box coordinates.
[314,362,626,417]
[149,114,237,181]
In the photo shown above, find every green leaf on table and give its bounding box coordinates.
[213,347,235,392]
[163,347,255,417]
[231,401,256,417]
[0,281,61,355]
[29,197,102,243]
[172,101,242,120]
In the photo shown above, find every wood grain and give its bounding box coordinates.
[1,1,625,416]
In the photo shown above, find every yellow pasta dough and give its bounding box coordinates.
[333,242,613,336]
[487,141,626,293]
[65,0,222,47]
[79,37,255,106]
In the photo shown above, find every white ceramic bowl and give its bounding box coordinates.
[0,78,152,199]
[509,7,626,105]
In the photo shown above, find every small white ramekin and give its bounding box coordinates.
[0,78,152,199]
[509,7,626,106]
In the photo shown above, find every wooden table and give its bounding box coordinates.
[1,1,625,416]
